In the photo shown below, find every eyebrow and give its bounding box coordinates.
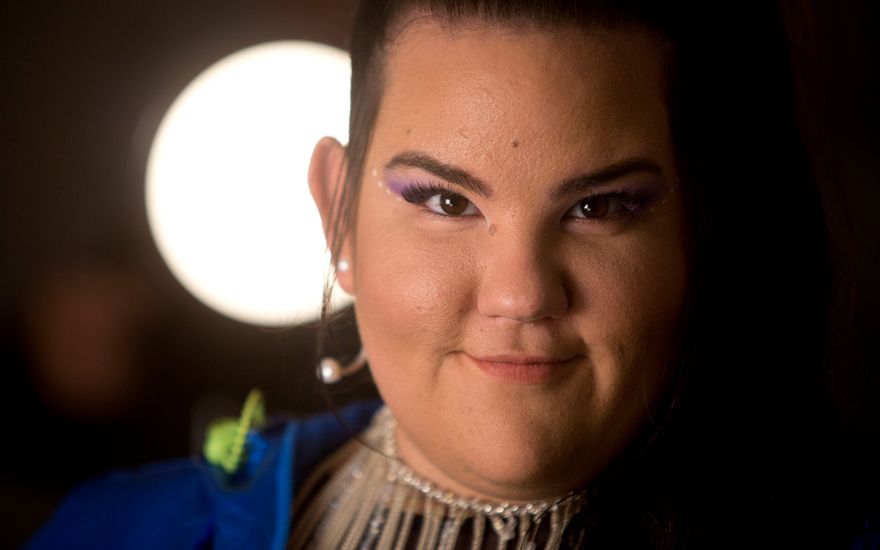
[385,151,492,198]
[385,151,663,199]
[552,158,665,199]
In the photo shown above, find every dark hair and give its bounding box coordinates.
[320,1,842,547]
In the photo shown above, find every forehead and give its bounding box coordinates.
[374,19,671,182]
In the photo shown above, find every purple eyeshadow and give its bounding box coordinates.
[383,175,413,197]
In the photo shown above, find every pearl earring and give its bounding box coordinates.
[337,259,350,273]
[318,349,367,384]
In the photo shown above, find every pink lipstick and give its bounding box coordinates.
[467,354,575,384]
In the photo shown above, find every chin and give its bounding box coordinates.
[466,448,593,502]
[451,412,599,500]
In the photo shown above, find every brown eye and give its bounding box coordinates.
[439,193,472,215]
[414,188,479,216]
[579,196,610,218]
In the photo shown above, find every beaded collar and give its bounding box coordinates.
[289,407,588,549]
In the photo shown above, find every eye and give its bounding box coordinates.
[565,191,649,221]
[400,183,480,217]
[574,196,610,218]
[425,191,478,216]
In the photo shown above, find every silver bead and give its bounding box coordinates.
[319,358,341,383]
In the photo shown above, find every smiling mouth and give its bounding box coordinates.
[466,353,577,384]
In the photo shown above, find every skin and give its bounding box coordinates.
[310,20,688,502]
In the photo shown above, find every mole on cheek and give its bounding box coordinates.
[511,139,519,148]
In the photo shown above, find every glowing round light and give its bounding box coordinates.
[146,41,352,326]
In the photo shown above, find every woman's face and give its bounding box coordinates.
[331,21,687,501]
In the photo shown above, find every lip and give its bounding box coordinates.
[466,353,577,384]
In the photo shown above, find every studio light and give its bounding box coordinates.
[146,41,352,326]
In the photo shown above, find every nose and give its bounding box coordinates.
[476,230,569,323]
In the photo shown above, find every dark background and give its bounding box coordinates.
[1,1,877,547]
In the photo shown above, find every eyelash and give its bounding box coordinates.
[399,182,653,221]
[566,190,654,221]
[399,182,478,215]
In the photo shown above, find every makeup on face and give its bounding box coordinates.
[382,173,419,199]
[351,21,687,503]
[379,162,672,229]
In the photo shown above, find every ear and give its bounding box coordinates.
[309,136,355,294]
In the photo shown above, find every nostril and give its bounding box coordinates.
[478,270,568,322]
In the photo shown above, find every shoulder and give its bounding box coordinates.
[25,400,382,550]
[24,457,213,550]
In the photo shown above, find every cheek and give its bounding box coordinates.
[572,216,688,408]
[352,208,477,395]
[587,239,686,339]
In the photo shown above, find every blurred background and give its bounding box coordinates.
[1,1,377,546]
[0,1,878,547]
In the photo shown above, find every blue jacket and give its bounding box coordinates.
[25,400,880,549]
[25,402,381,550]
